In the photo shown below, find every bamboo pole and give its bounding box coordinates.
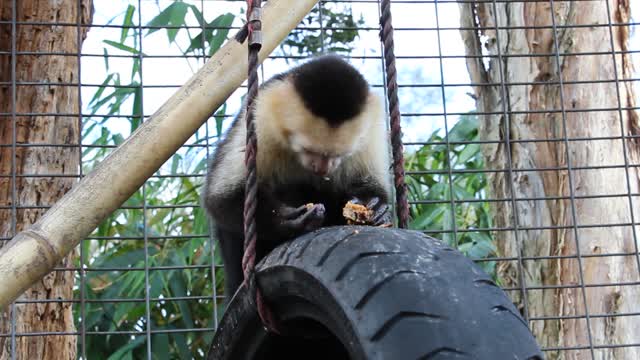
[0,0,319,309]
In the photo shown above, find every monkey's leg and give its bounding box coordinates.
[216,229,245,300]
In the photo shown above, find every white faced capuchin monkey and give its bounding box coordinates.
[202,55,392,298]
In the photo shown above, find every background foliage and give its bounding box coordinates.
[76,2,494,359]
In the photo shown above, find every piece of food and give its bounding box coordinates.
[305,203,315,210]
[342,201,373,225]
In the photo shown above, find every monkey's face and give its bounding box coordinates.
[289,134,346,176]
[254,79,377,177]
[298,148,343,176]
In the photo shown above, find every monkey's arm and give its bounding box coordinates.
[204,184,325,247]
[204,185,324,298]
[258,188,325,240]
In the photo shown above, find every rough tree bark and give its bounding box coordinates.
[0,1,92,359]
[459,0,639,359]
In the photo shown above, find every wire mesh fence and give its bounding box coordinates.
[1,0,639,358]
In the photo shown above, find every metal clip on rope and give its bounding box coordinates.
[248,7,263,49]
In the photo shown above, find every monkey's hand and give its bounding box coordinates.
[346,197,392,227]
[274,203,326,237]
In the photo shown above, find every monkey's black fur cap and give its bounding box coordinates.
[291,55,369,127]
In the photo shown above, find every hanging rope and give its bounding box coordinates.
[380,0,410,228]
[241,0,279,333]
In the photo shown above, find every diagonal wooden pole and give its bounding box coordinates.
[0,0,319,310]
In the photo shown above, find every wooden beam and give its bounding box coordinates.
[0,0,320,309]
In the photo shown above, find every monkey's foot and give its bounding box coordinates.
[344,197,392,227]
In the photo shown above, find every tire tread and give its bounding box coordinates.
[254,226,543,359]
[371,311,445,341]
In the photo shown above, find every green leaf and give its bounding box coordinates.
[112,300,139,326]
[457,143,480,164]
[188,5,205,27]
[169,272,195,329]
[131,86,143,131]
[149,271,164,299]
[148,208,171,228]
[192,157,207,174]
[120,5,135,43]
[464,240,494,259]
[103,40,144,55]
[152,332,170,360]
[447,115,478,143]
[103,48,110,71]
[457,241,473,253]
[426,183,448,200]
[208,13,235,56]
[410,205,446,230]
[442,208,455,246]
[184,13,235,56]
[112,133,125,146]
[127,271,147,297]
[92,247,157,270]
[185,33,205,56]
[171,154,182,174]
[99,86,136,117]
[169,331,190,360]
[467,232,496,256]
[106,336,146,360]
[132,58,141,80]
[214,104,227,137]
[452,183,474,201]
[88,73,115,107]
[146,2,189,43]
[84,303,106,332]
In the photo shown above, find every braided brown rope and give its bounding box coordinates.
[241,0,279,333]
[380,0,410,229]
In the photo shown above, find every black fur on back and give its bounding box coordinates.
[291,55,369,127]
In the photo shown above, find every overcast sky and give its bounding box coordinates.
[81,0,640,144]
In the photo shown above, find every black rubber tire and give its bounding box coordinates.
[207,226,543,360]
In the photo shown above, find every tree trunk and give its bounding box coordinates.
[0,1,92,359]
[459,1,639,359]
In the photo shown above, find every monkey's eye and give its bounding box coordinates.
[302,148,321,156]
[303,147,340,159]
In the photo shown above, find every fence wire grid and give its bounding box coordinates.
[1,0,640,359]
